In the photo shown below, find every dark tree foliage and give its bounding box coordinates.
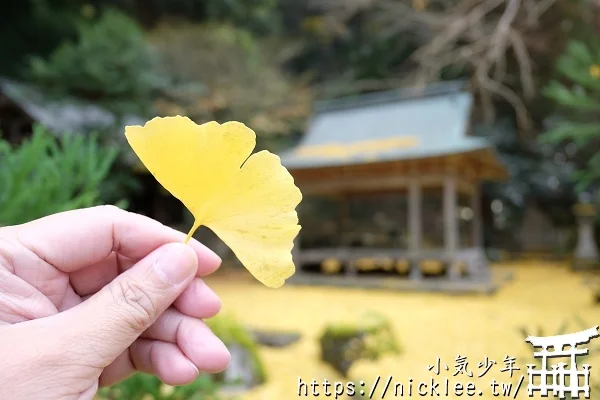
[541,35,600,194]
[476,116,577,250]
[0,0,79,77]
[0,0,591,247]
[26,8,164,116]
[0,0,134,77]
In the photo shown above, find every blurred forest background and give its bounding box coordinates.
[3,0,600,255]
[3,1,600,399]
[2,0,600,245]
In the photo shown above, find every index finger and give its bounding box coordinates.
[9,205,221,274]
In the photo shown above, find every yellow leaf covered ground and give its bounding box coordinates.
[206,261,600,399]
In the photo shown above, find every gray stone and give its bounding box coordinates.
[250,330,301,348]
[573,203,600,270]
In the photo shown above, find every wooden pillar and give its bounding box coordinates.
[408,179,422,280]
[339,194,356,276]
[338,194,349,247]
[472,182,483,248]
[408,179,422,251]
[444,176,458,252]
[444,176,459,279]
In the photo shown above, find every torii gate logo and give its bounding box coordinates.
[525,325,599,399]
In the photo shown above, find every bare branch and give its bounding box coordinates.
[507,29,535,98]
[476,67,531,131]
[313,0,560,133]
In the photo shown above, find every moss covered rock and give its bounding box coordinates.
[205,314,266,389]
[319,312,400,377]
[593,287,600,304]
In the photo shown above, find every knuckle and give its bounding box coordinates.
[99,204,121,213]
[0,243,14,274]
[0,232,18,273]
[98,204,126,218]
[110,278,158,332]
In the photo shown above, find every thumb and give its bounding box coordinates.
[66,242,198,364]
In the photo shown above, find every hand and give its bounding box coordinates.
[0,205,231,400]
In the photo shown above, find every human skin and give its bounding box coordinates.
[0,205,231,400]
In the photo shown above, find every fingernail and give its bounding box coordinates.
[186,359,200,376]
[206,287,222,310]
[189,238,222,271]
[198,330,230,356]
[208,251,222,268]
[197,279,222,309]
[153,243,198,285]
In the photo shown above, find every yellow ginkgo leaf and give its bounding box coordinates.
[124,116,302,288]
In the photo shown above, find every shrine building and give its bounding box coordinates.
[279,80,508,293]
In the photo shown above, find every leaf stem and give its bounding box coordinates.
[184,220,201,244]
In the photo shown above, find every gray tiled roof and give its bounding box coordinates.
[280,80,493,170]
[0,78,116,134]
[0,78,146,166]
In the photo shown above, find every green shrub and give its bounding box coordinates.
[96,373,222,400]
[0,124,122,226]
[27,8,162,115]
